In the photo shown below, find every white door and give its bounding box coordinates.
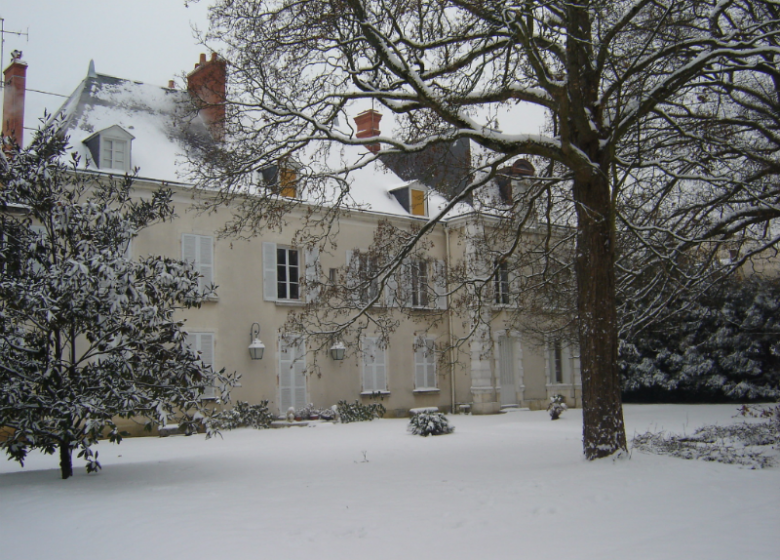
[498,335,517,406]
[279,336,307,413]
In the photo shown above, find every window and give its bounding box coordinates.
[552,338,563,384]
[362,337,387,393]
[185,332,216,399]
[276,246,300,300]
[410,259,430,308]
[494,260,510,305]
[101,138,127,170]
[414,338,437,390]
[262,242,319,303]
[83,125,134,172]
[279,335,307,412]
[347,251,380,305]
[182,234,214,292]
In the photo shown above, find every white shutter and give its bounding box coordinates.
[263,242,278,301]
[186,332,216,399]
[415,339,436,389]
[279,336,307,412]
[434,260,448,310]
[199,236,214,288]
[292,338,307,410]
[182,234,197,265]
[304,247,320,303]
[362,338,387,392]
[399,261,412,307]
[385,263,398,307]
[425,340,436,388]
[345,250,358,305]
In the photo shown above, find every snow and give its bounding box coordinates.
[1,404,776,559]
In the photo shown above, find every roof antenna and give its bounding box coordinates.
[0,17,29,89]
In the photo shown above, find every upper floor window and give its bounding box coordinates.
[494,260,510,305]
[83,125,135,173]
[410,259,430,308]
[389,183,428,217]
[347,250,380,306]
[277,246,300,300]
[262,242,319,304]
[182,234,214,293]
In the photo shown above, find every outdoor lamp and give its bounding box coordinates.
[248,322,265,360]
[330,340,346,360]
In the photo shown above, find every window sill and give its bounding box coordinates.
[413,388,440,394]
[275,299,304,307]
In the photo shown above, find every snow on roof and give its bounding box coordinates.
[52,62,466,221]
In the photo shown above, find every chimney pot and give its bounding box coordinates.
[200,53,207,65]
[354,109,382,154]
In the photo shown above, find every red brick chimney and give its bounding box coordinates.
[354,109,382,154]
[187,52,227,141]
[3,50,27,147]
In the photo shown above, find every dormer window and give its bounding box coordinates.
[83,125,135,172]
[259,161,300,199]
[390,183,428,217]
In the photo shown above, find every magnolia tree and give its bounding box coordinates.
[188,0,780,459]
[0,127,236,479]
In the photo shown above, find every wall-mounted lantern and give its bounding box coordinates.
[248,322,265,360]
[329,340,346,361]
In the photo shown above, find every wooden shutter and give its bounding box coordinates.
[411,188,426,216]
[186,332,216,399]
[262,242,277,301]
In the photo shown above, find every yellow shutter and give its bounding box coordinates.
[411,189,426,216]
[280,167,297,198]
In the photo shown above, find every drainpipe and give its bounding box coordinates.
[444,222,456,413]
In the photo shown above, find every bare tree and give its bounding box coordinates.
[186,0,780,459]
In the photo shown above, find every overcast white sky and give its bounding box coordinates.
[2,0,212,144]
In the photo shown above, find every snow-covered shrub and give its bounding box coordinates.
[296,403,321,420]
[336,400,386,423]
[408,411,454,436]
[547,394,567,420]
[632,421,779,468]
[208,401,275,430]
[319,407,337,421]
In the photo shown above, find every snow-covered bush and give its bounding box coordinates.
[408,411,454,436]
[632,421,779,469]
[0,125,237,479]
[547,394,567,420]
[319,407,337,421]
[336,400,386,423]
[208,401,275,431]
[296,403,321,420]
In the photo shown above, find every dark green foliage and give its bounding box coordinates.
[208,401,275,430]
[336,400,386,423]
[621,275,780,402]
[408,411,454,436]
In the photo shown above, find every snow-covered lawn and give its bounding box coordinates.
[1,404,777,559]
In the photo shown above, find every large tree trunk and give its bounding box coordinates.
[572,172,628,459]
[59,441,73,480]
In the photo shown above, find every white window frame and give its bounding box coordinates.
[276,245,301,301]
[278,334,307,413]
[413,337,437,391]
[347,250,380,306]
[361,337,388,394]
[101,137,128,171]
[185,331,216,400]
[182,234,214,294]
